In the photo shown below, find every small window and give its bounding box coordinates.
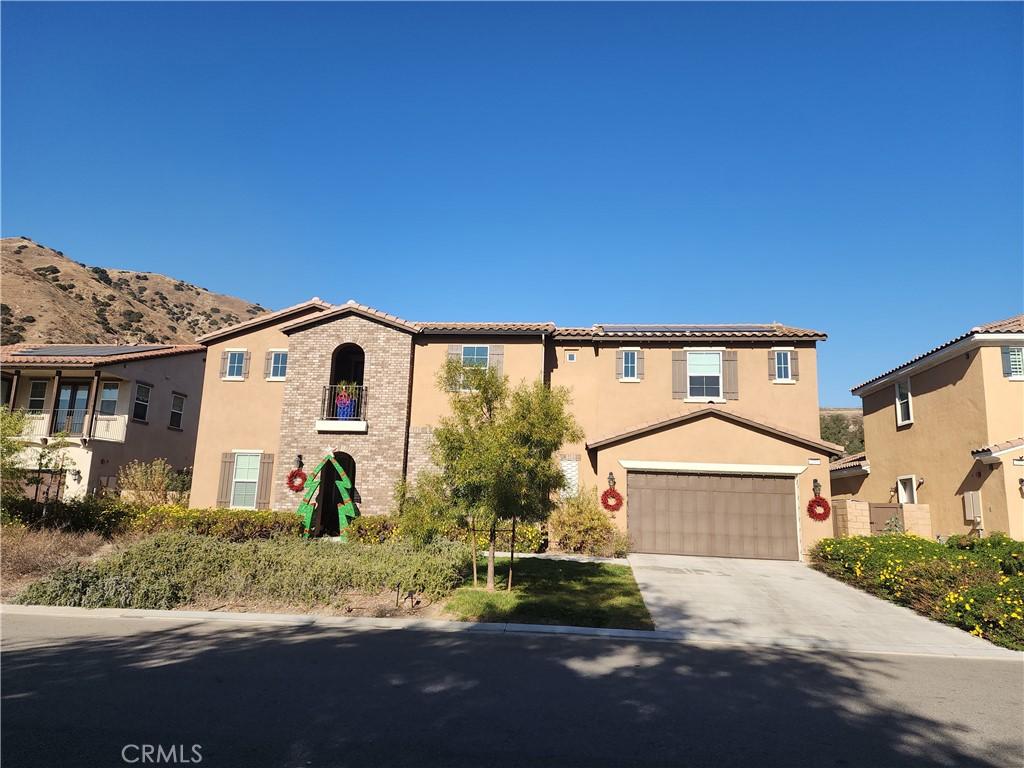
[897,476,917,504]
[230,453,261,509]
[269,351,288,380]
[895,379,913,426]
[687,351,722,398]
[621,350,638,380]
[27,381,47,413]
[774,350,792,381]
[1007,347,1024,378]
[462,346,489,368]
[132,383,152,422]
[566,350,577,363]
[225,350,246,380]
[169,393,186,430]
[98,383,119,416]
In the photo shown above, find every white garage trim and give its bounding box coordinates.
[618,460,807,476]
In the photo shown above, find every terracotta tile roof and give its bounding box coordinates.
[281,299,419,334]
[196,298,331,344]
[418,322,556,335]
[553,323,825,340]
[585,406,844,456]
[852,314,1024,393]
[971,437,1024,457]
[829,452,868,472]
[1,343,204,368]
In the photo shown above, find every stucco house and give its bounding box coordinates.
[189,298,842,560]
[830,315,1024,540]
[1,343,206,499]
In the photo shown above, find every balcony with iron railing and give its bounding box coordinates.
[18,409,128,443]
[316,385,368,433]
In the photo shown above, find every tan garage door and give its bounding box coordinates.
[627,471,799,560]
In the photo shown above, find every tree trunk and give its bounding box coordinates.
[469,514,478,588]
[507,515,517,590]
[485,518,496,592]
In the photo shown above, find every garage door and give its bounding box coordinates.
[627,471,798,560]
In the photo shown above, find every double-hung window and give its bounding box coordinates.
[230,453,261,509]
[27,381,47,413]
[895,379,913,426]
[224,350,246,380]
[98,383,119,415]
[133,383,152,422]
[774,350,792,381]
[687,351,722,398]
[169,393,186,430]
[269,351,288,380]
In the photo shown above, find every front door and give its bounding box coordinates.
[54,382,89,435]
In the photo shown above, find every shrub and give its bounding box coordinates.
[130,505,303,541]
[346,514,399,544]
[18,532,472,608]
[548,489,623,557]
[2,496,136,538]
[117,459,191,507]
[0,524,106,581]
[811,533,1024,650]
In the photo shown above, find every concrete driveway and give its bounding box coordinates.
[628,553,1018,657]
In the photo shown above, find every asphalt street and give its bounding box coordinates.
[2,610,1022,768]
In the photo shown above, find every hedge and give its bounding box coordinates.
[811,533,1024,650]
[131,505,303,540]
[1,496,137,538]
[17,532,472,609]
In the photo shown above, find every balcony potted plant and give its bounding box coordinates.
[335,381,358,419]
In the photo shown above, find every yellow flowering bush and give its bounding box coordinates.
[131,505,303,541]
[812,534,1024,650]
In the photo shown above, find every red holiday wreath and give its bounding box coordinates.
[807,495,831,521]
[286,469,307,493]
[601,487,624,512]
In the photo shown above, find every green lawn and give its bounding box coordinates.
[446,557,654,630]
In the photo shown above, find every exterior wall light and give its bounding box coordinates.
[295,454,304,469]
[607,472,616,488]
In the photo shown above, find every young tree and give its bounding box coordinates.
[0,409,28,497]
[820,412,864,454]
[433,359,582,591]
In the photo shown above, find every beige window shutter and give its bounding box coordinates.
[255,454,275,510]
[242,351,251,379]
[768,350,776,380]
[264,352,272,379]
[219,352,229,378]
[616,349,624,380]
[791,350,800,380]
[723,351,739,400]
[636,349,645,380]
[672,350,686,399]
[488,345,504,376]
[216,453,234,508]
[447,344,461,362]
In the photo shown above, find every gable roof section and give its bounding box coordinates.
[553,322,825,341]
[1,343,204,369]
[195,298,331,344]
[852,314,1024,394]
[586,407,844,456]
[280,299,419,335]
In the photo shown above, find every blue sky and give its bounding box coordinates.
[2,2,1021,406]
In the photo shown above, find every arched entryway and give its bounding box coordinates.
[313,451,359,536]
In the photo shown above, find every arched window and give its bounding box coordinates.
[330,344,364,386]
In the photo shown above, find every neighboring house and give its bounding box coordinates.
[191,299,840,561]
[1,343,206,498]
[830,315,1024,540]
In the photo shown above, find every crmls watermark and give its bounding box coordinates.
[121,744,203,764]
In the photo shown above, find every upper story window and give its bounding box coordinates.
[98,383,119,415]
[895,379,913,426]
[462,346,489,368]
[1003,346,1024,380]
[267,351,288,380]
[774,350,792,381]
[623,350,638,380]
[27,380,47,413]
[566,350,577,363]
[688,351,722,398]
[223,350,247,381]
[169,393,186,430]
[133,383,152,423]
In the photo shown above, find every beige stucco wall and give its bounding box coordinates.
[190,317,316,509]
[851,348,1011,540]
[588,413,835,558]
[408,336,547,428]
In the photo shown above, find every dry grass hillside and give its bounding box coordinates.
[1,236,266,345]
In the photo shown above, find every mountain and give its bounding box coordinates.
[1,237,267,345]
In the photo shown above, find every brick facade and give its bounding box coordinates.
[272,315,413,515]
[406,425,437,481]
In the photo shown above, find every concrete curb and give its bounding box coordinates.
[2,604,1019,660]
